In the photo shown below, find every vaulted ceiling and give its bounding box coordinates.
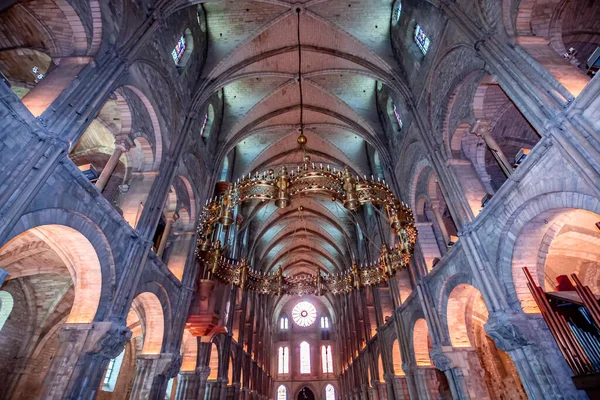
[200,0,402,277]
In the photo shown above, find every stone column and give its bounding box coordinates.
[368,382,380,400]
[96,135,134,191]
[37,322,131,399]
[472,123,514,177]
[428,200,451,247]
[430,346,490,399]
[157,211,179,258]
[130,353,182,400]
[175,371,200,400]
[485,312,583,400]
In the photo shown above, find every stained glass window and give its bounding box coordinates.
[292,301,317,327]
[200,113,209,137]
[320,316,329,329]
[280,316,289,330]
[278,346,289,374]
[322,345,333,373]
[277,385,287,400]
[172,35,186,64]
[326,384,335,400]
[414,24,430,55]
[393,104,403,130]
[300,341,311,373]
[392,1,402,26]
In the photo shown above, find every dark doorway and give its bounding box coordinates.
[297,387,315,400]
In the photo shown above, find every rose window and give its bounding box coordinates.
[292,301,317,327]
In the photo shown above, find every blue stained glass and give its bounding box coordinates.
[393,104,403,130]
[414,24,430,55]
[172,35,186,64]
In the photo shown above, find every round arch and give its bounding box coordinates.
[1,209,116,322]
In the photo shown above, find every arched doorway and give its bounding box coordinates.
[297,386,315,400]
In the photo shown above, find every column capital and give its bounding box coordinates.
[72,321,131,359]
[484,311,532,351]
[114,134,134,152]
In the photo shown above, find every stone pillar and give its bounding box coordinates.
[96,135,133,191]
[431,346,491,399]
[484,312,584,400]
[157,211,179,258]
[473,123,514,177]
[37,322,131,399]
[130,353,182,400]
[368,382,380,400]
[175,371,200,400]
[196,365,212,400]
[428,200,451,246]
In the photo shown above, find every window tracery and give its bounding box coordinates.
[322,345,334,373]
[280,316,289,330]
[278,346,289,374]
[292,301,317,327]
[320,316,329,329]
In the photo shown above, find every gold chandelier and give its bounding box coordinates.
[196,157,417,296]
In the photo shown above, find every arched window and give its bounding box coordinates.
[414,24,430,55]
[321,345,334,373]
[300,341,311,374]
[320,316,329,329]
[0,291,14,332]
[219,157,230,182]
[280,316,289,330]
[277,385,287,400]
[172,35,186,64]
[392,1,402,26]
[172,29,194,68]
[393,103,403,130]
[102,349,126,392]
[278,346,289,374]
[325,384,336,400]
[201,104,215,139]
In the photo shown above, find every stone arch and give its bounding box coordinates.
[498,192,600,313]
[1,209,116,322]
[124,85,164,170]
[208,342,219,380]
[411,318,431,366]
[442,279,528,398]
[180,330,197,372]
[132,291,166,355]
[391,337,405,375]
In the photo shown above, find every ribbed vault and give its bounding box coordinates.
[197,0,405,284]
